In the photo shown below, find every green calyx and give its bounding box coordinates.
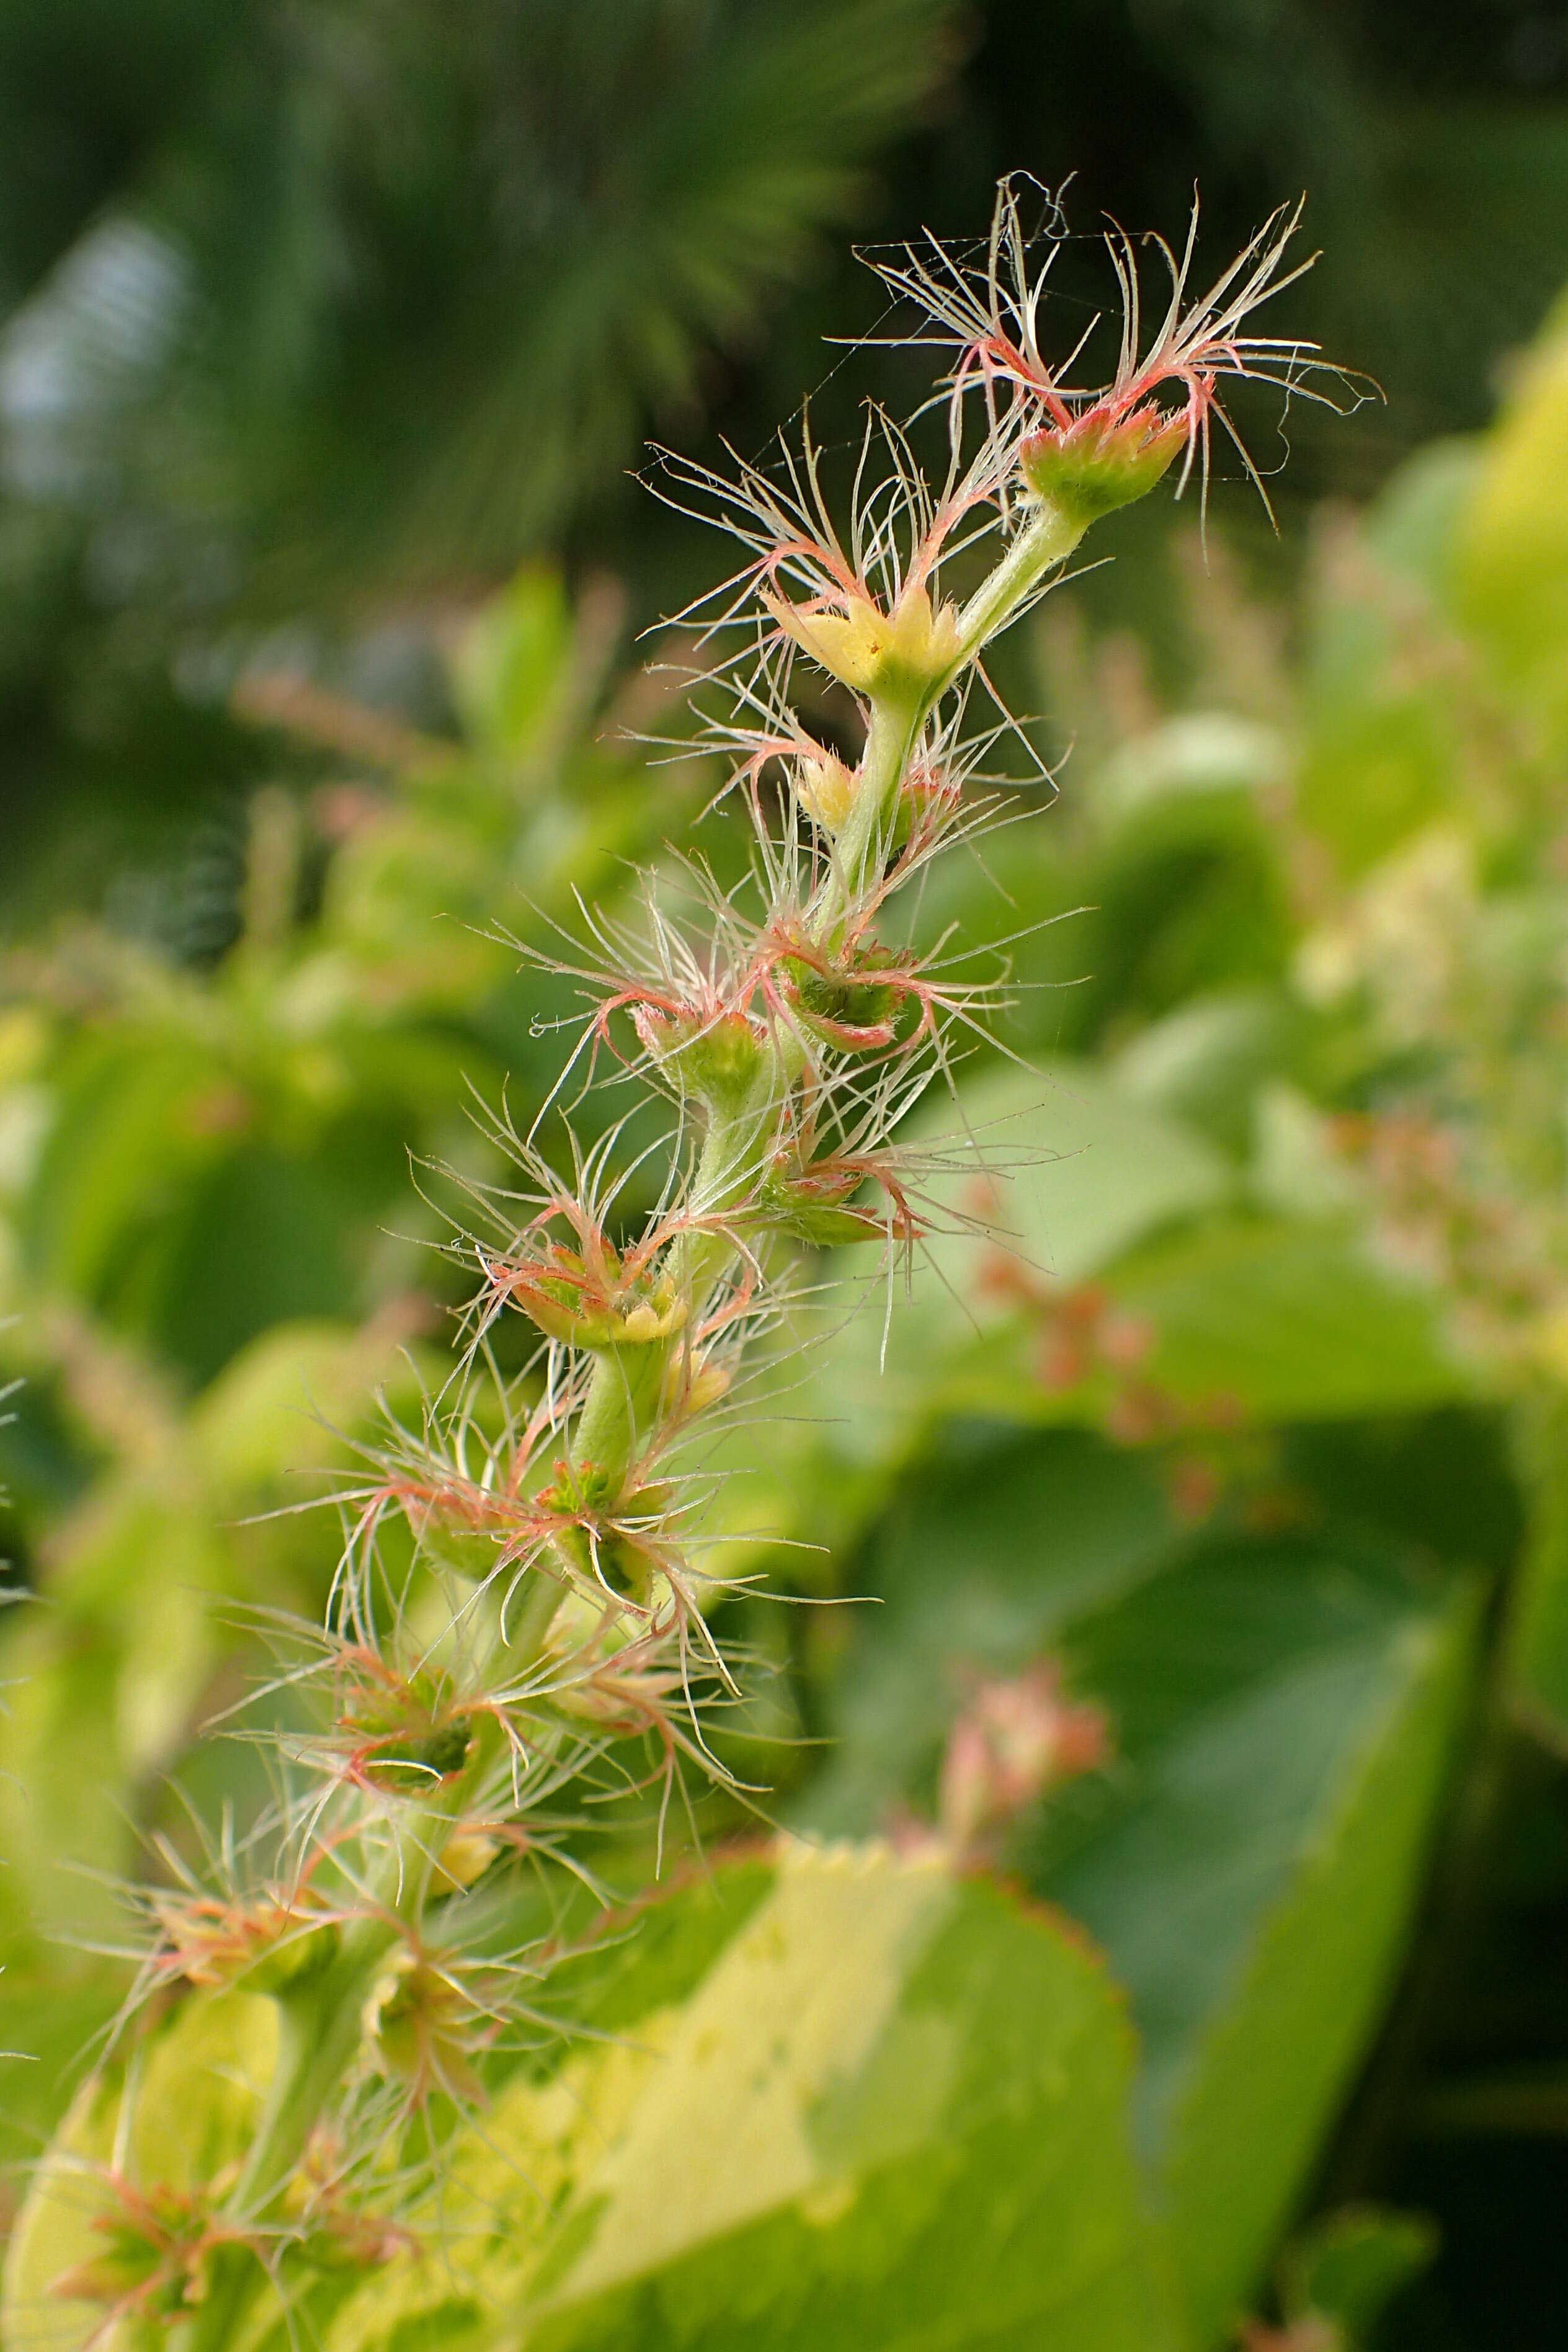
[544,1518,653,1600]
[782,953,900,1043]
[339,1670,475,1790]
[517,1251,686,1351]
[764,580,962,703]
[538,1456,661,1597]
[1018,402,1187,522]
[638,1007,768,1116]
[363,1952,483,2102]
[760,1163,881,1247]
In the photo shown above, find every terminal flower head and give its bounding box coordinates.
[875,179,1366,520]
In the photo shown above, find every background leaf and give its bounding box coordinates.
[1113,1554,1477,2343]
[800,1428,1481,2346]
[314,1843,1180,2352]
[1503,1393,1568,1752]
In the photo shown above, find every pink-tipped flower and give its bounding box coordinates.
[50,2176,240,2332]
[630,1003,770,1116]
[875,177,1366,520]
[486,1220,688,1353]
[795,746,858,835]
[651,401,996,707]
[759,1144,921,1251]
[1017,401,1190,522]
[151,1885,339,1995]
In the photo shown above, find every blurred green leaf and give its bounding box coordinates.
[803,1426,1180,1837]
[189,1312,425,1494]
[1113,1218,1474,1423]
[802,1059,1232,1469]
[18,1030,233,1307]
[136,1144,369,1386]
[0,1962,126,2182]
[0,1315,425,1938]
[1071,765,1296,1042]
[1111,990,1295,1159]
[1298,695,1459,883]
[1505,1392,1568,1752]
[1298,481,1471,876]
[796,1080,1465,1501]
[1035,1537,1476,2345]
[0,1487,223,1936]
[1,1987,277,2350]
[447,566,577,764]
[1363,440,1481,603]
[798,1445,1476,2344]
[1455,288,1568,753]
[1278,2205,1438,2346]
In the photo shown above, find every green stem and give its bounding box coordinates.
[503,1553,572,1656]
[179,2244,264,2352]
[177,1970,390,2352]
[953,494,1087,662]
[571,1340,670,1490]
[241,1959,387,2208]
[822,497,1089,940]
[571,491,1100,1503]
[176,1788,468,2352]
[829,692,928,917]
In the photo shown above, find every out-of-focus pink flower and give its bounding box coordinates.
[938,1660,1110,1858]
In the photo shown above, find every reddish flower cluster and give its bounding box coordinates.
[1331,1108,1552,1335]
[938,1662,1110,1860]
[979,1252,1242,1450]
[50,2176,243,2333]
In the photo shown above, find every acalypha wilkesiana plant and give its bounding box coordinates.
[4,179,1351,2349]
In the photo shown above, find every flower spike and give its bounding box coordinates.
[41,177,1342,2351]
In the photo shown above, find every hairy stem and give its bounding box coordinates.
[175,1786,468,2352]
[576,494,1093,1498]
[827,497,1087,930]
[570,1048,795,1497]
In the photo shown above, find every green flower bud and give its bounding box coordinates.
[1018,401,1187,522]
[337,1666,475,1791]
[154,1892,338,1995]
[362,1952,483,2105]
[781,951,901,1048]
[759,1162,882,1247]
[633,1005,768,1115]
[796,748,859,835]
